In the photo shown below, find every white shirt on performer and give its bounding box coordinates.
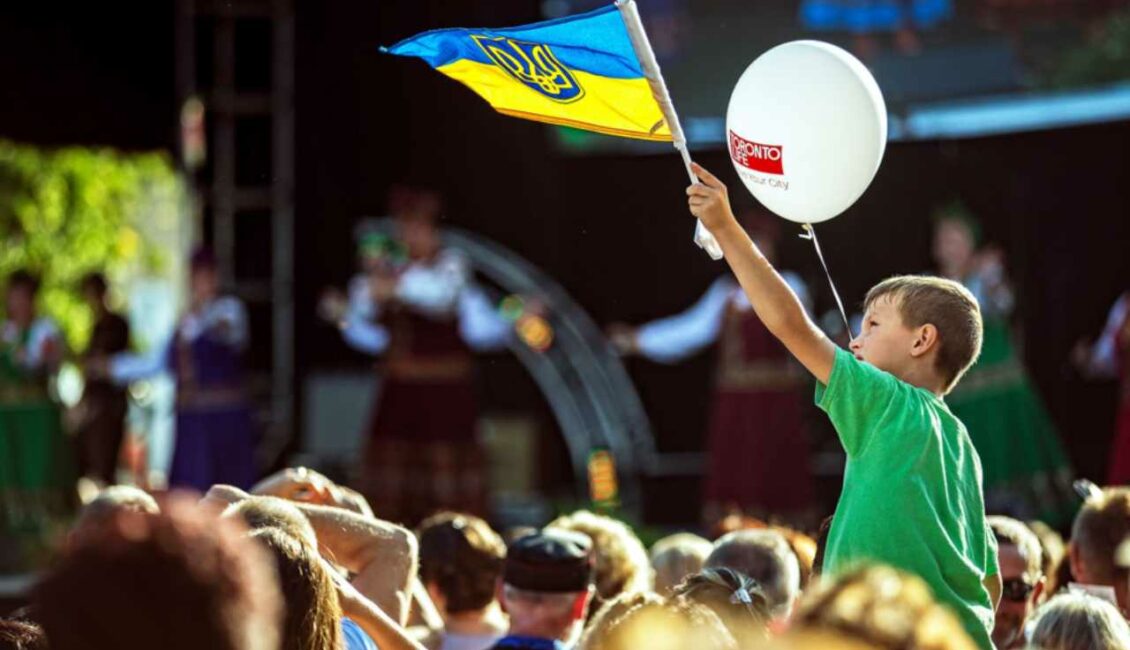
[635,273,811,364]
[340,250,511,355]
[109,296,249,384]
[1,317,62,371]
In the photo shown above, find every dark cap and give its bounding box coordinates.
[503,529,594,593]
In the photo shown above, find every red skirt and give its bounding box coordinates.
[1106,397,1130,485]
[703,388,814,517]
[358,378,485,525]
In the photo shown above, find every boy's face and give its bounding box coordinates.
[850,294,919,376]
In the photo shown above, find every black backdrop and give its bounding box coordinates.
[2,1,1127,522]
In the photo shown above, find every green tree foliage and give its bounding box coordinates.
[0,141,181,352]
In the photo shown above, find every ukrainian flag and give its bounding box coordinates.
[383,4,672,141]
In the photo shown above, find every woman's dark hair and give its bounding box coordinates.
[417,512,505,614]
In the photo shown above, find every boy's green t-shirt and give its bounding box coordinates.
[816,347,999,650]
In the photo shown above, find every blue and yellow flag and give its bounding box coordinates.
[383,4,672,141]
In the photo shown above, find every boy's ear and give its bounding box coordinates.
[909,324,939,358]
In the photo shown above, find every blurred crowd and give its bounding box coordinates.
[2,469,1130,650]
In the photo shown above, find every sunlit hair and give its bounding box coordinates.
[1027,592,1130,650]
[224,496,318,549]
[251,527,342,650]
[671,568,771,646]
[548,511,652,608]
[706,529,800,617]
[0,619,48,650]
[578,591,665,650]
[789,564,976,650]
[987,515,1043,582]
[75,485,159,527]
[34,498,282,650]
[578,598,736,650]
[649,533,712,594]
[1071,487,1130,586]
[863,275,983,394]
[417,511,505,614]
[1027,519,1066,588]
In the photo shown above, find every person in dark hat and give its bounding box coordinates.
[492,529,596,650]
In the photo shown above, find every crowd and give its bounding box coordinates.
[2,468,1130,650]
[0,150,1129,650]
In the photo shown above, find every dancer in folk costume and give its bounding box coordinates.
[0,270,72,570]
[97,249,255,492]
[609,213,815,525]
[329,190,508,525]
[932,207,1075,524]
[1076,291,1130,484]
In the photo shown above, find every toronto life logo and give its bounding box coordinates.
[471,35,585,103]
[729,130,783,175]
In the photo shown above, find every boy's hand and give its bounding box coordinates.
[687,163,739,234]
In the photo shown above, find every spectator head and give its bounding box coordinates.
[1028,519,1067,587]
[1027,592,1130,650]
[705,529,800,618]
[789,564,977,650]
[548,511,651,609]
[649,533,712,594]
[578,597,736,650]
[223,497,318,549]
[0,619,47,650]
[861,275,983,394]
[5,270,39,324]
[251,527,342,650]
[987,515,1044,649]
[34,498,282,650]
[670,568,772,646]
[500,529,595,645]
[71,485,159,543]
[417,512,506,616]
[1069,487,1130,611]
[577,591,664,650]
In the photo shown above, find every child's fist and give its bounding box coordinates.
[686,163,736,233]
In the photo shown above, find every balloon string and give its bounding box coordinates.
[800,223,853,340]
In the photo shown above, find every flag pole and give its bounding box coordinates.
[615,0,723,260]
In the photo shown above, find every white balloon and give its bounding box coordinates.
[726,41,887,224]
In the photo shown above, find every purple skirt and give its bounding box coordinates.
[169,406,255,492]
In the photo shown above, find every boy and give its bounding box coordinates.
[687,163,1002,648]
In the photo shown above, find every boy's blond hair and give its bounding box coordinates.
[864,275,983,394]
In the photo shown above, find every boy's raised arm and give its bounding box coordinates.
[688,163,836,384]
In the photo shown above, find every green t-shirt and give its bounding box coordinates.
[816,347,999,650]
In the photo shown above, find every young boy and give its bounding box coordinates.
[687,163,1002,649]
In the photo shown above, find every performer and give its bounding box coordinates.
[932,206,1074,524]
[608,213,815,525]
[325,190,505,524]
[1075,291,1130,484]
[74,272,130,487]
[96,249,255,492]
[0,270,71,569]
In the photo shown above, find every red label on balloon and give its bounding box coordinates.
[729,131,783,175]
